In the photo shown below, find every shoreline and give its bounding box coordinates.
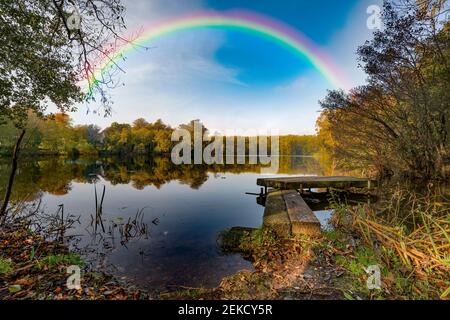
[1,185,448,300]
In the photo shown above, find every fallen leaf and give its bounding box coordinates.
[15,278,33,286]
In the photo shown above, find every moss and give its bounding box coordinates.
[38,253,84,268]
[0,256,13,274]
[249,228,277,247]
[218,227,278,253]
[217,227,254,252]
[322,228,386,299]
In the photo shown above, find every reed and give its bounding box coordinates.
[93,184,106,233]
[330,185,450,299]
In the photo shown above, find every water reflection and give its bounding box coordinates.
[1,155,332,198]
[0,155,335,290]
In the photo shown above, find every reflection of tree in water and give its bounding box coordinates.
[97,156,206,189]
[0,155,333,202]
[0,161,42,202]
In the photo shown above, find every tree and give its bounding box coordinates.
[318,0,449,179]
[83,124,103,147]
[133,118,149,130]
[153,130,172,154]
[0,0,128,221]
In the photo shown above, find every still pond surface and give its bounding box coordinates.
[1,156,336,290]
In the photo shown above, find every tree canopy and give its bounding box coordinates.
[317,0,449,179]
[0,0,127,128]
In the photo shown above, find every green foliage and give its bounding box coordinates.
[0,0,81,128]
[250,228,277,247]
[0,256,13,274]
[0,1,127,128]
[317,1,449,179]
[0,113,323,158]
[326,184,450,299]
[8,285,21,293]
[102,118,174,155]
[38,253,83,267]
[0,112,98,156]
[278,135,320,155]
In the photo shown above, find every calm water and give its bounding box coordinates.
[1,156,335,290]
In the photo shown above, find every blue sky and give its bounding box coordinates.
[68,0,382,134]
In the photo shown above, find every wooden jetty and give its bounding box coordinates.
[257,176,373,194]
[259,176,374,237]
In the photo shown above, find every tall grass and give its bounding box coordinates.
[330,184,450,299]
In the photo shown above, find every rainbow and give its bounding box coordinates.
[85,10,351,98]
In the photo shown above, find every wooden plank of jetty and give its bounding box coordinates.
[262,190,292,238]
[257,176,373,191]
[262,190,321,237]
[282,190,321,236]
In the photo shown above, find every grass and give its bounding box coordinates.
[250,228,277,247]
[326,185,450,300]
[0,256,13,274]
[218,227,278,253]
[322,229,385,299]
[38,253,84,268]
[0,219,148,300]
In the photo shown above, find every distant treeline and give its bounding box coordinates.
[0,113,320,157]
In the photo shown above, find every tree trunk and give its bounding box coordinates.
[0,129,26,224]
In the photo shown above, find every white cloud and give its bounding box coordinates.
[67,0,385,135]
[124,47,243,87]
[70,0,245,128]
[274,76,309,93]
[326,0,384,87]
[114,0,243,88]
[124,0,204,30]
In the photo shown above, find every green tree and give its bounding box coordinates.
[0,0,127,220]
[318,0,449,179]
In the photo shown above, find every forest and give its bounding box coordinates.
[0,113,320,158]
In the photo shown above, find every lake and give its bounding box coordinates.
[0,155,336,291]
